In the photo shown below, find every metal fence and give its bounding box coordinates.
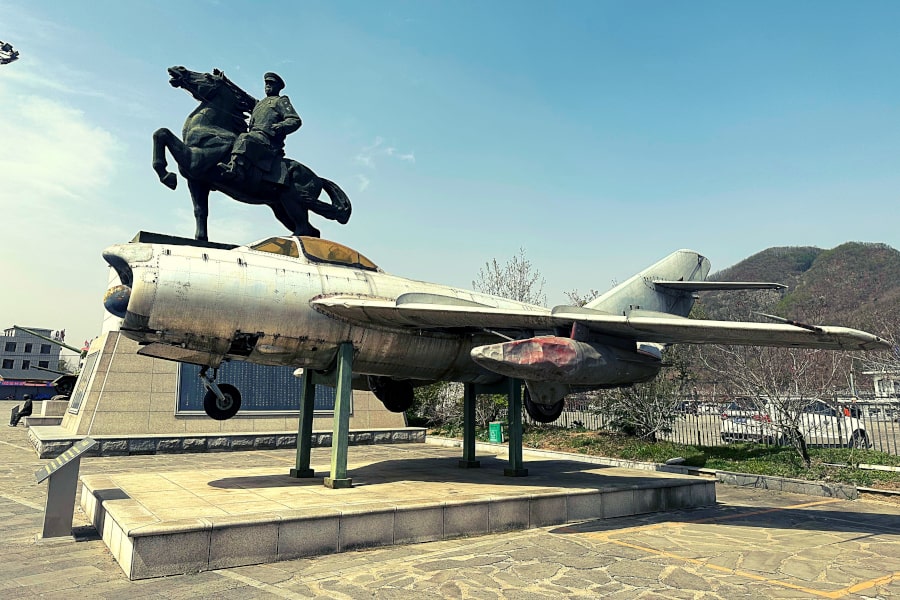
[526,399,900,455]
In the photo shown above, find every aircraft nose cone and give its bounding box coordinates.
[103,284,131,318]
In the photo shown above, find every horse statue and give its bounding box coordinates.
[152,66,350,241]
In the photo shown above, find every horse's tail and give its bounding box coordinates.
[320,178,352,224]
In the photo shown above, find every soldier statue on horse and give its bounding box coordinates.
[152,66,350,241]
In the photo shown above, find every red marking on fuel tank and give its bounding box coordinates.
[502,337,578,368]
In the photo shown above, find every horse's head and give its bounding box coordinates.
[167,66,256,116]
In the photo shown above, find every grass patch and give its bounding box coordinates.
[430,424,900,490]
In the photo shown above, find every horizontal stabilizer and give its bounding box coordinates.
[654,281,787,292]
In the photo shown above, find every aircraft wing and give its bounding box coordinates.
[312,296,889,351]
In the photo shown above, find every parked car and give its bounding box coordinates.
[720,398,869,448]
[720,398,770,443]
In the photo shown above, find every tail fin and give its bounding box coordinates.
[585,249,710,317]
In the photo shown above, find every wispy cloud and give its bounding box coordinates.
[0,93,119,208]
[355,174,371,192]
[355,136,416,168]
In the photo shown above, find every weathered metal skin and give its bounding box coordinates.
[103,235,891,411]
[107,238,530,385]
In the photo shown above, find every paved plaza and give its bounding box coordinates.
[1,420,899,598]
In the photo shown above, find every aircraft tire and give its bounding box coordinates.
[204,383,242,420]
[523,388,564,423]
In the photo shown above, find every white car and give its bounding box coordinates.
[721,399,869,448]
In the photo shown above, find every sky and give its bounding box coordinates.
[2,0,900,360]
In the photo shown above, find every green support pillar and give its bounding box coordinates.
[289,370,316,478]
[325,342,353,489]
[504,378,528,477]
[458,383,480,468]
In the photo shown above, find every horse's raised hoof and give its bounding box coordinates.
[162,173,178,190]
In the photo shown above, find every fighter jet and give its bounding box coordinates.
[102,232,888,421]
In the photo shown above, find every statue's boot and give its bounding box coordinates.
[218,156,246,183]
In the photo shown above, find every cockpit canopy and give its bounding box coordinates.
[249,236,379,271]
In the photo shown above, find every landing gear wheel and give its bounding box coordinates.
[203,383,241,420]
[523,387,564,423]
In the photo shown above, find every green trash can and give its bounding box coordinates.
[488,421,504,443]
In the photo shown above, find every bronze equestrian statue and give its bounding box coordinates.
[152,66,350,241]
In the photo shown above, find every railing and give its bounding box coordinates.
[524,399,900,455]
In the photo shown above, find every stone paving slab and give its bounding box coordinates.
[2,418,899,597]
[79,444,714,579]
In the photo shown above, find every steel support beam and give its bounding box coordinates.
[325,342,353,489]
[458,383,480,468]
[289,369,317,478]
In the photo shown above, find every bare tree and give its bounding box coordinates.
[591,345,696,440]
[473,247,546,306]
[700,345,849,466]
[565,289,601,307]
[416,248,548,428]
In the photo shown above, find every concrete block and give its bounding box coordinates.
[101,440,129,456]
[692,482,716,507]
[278,514,340,559]
[339,509,395,551]
[128,438,157,455]
[101,373,152,394]
[207,437,231,452]
[276,435,297,449]
[717,471,737,486]
[488,497,530,532]
[182,438,208,453]
[208,520,279,570]
[90,413,150,435]
[130,530,211,580]
[374,431,393,443]
[231,436,256,451]
[111,354,157,374]
[601,490,635,519]
[394,505,443,544]
[40,400,69,417]
[530,494,567,528]
[150,374,177,394]
[156,438,183,453]
[148,392,176,413]
[253,436,276,450]
[662,484,693,511]
[633,487,665,515]
[444,500,489,538]
[567,491,603,522]
[352,431,373,445]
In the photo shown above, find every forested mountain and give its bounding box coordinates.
[697,242,900,334]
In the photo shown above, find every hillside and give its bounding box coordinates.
[698,242,900,333]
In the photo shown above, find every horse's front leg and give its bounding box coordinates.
[187,179,210,241]
[152,128,180,190]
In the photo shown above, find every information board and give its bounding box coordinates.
[35,437,97,483]
[176,362,338,413]
[67,352,99,414]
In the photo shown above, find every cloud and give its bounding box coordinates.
[354,136,416,168]
[355,174,371,191]
[0,94,118,210]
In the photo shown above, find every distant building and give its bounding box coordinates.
[0,326,62,400]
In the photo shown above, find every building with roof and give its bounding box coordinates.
[0,326,63,400]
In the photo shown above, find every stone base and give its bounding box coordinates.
[79,447,716,580]
[27,426,426,458]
